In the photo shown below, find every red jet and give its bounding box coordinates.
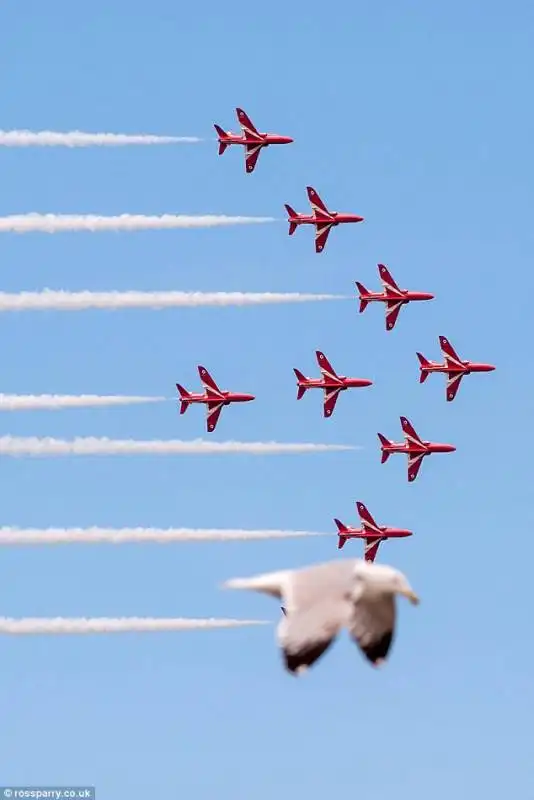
[356,264,434,331]
[378,416,456,482]
[417,336,496,402]
[284,186,364,253]
[293,351,372,417]
[214,108,293,173]
[334,501,413,561]
[176,366,255,433]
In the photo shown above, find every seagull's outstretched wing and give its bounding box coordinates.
[275,561,355,674]
[277,597,348,674]
[348,590,396,666]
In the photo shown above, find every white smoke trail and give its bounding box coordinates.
[0,617,268,635]
[0,394,165,411]
[0,213,275,233]
[0,436,356,457]
[0,527,328,545]
[0,289,347,312]
[0,130,201,147]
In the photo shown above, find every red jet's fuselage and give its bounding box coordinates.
[184,391,255,406]
[297,376,372,390]
[338,525,413,544]
[220,133,293,146]
[289,211,364,226]
[382,440,456,455]
[362,290,434,304]
[420,360,495,376]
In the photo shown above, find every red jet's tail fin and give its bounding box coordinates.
[176,383,191,414]
[293,368,307,399]
[355,281,370,312]
[377,433,392,463]
[214,124,229,155]
[334,518,348,549]
[284,204,298,235]
[416,352,431,382]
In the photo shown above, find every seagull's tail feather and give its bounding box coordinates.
[222,570,289,599]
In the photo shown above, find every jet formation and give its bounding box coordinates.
[189,108,497,566]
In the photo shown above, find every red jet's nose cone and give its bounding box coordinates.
[243,394,255,401]
[445,444,456,452]
[423,293,435,300]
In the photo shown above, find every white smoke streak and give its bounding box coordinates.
[0,130,201,146]
[0,289,346,312]
[0,394,165,411]
[0,527,328,545]
[0,436,356,457]
[0,617,268,635]
[0,213,275,233]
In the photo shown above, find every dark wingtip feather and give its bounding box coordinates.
[360,631,394,665]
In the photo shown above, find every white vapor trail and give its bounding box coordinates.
[0,436,355,457]
[0,527,328,545]
[0,289,346,312]
[0,394,165,411]
[0,213,275,233]
[0,617,268,635]
[0,130,201,147]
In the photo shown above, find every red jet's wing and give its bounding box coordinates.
[206,401,224,432]
[198,366,224,398]
[357,502,382,536]
[315,222,334,253]
[400,416,424,448]
[385,299,404,330]
[315,351,341,383]
[236,108,262,140]
[244,142,263,173]
[439,336,463,368]
[407,452,425,482]
[446,372,464,402]
[306,186,332,219]
[364,538,384,562]
[378,264,404,296]
[323,387,341,417]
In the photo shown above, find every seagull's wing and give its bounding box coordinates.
[347,591,396,666]
[276,561,355,674]
[277,597,348,674]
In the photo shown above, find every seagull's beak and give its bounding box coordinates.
[402,588,420,605]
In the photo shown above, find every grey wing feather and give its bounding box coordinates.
[277,597,349,674]
[348,594,396,665]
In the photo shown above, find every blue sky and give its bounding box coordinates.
[0,0,533,797]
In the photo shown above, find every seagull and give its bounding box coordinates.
[222,559,419,674]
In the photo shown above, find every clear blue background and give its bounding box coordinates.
[0,1,532,797]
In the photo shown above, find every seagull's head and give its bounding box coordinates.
[355,561,420,605]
